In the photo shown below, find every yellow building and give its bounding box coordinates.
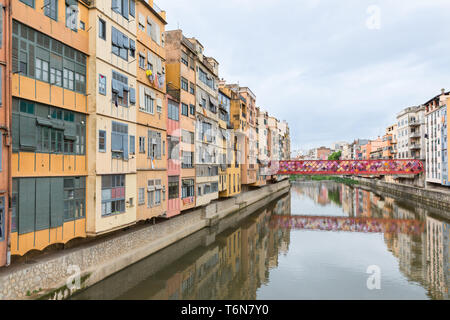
[10,0,90,256]
[135,0,168,220]
[218,84,241,197]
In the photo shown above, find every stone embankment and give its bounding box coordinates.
[0,180,290,300]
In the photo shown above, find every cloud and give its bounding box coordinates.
[160,0,450,150]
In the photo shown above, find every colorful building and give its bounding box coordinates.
[424,90,450,186]
[396,105,425,160]
[0,0,11,266]
[188,37,220,207]
[218,83,241,197]
[218,88,230,193]
[165,29,197,211]
[134,0,168,220]
[10,0,90,256]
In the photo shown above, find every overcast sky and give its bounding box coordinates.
[161,0,450,153]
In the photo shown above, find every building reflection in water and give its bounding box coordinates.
[290,182,449,300]
[74,182,449,300]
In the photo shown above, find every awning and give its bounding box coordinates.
[36,118,53,127]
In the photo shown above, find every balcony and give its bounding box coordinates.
[410,143,421,150]
[409,132,421,139]
[409,119,423,127]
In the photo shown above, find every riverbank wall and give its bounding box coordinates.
[353,177,450,215]
[0,180,290,300]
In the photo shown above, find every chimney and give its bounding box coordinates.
[441,88,445,94]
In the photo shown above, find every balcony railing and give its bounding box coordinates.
[410,144,421,150]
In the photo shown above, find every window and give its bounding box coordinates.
[98,18,106,40]
[111,27,129,61]
[0,197,4,241]
[129,0,135,17]
[12,98,86,155]
[168,136,179,160]
[111,121,129,160]
[190,104,195,116]
[138,187,145,205]
[129,135,135,154]
[182,151,194,168]
[139,136,145,153]
[12,21,87,93]
[36,58,49,82]
[181,51,188,66]
[98,74,106,95]
[148,130,162,160]
[20,0,34,8]
[11,177,85,235]
[65,1,78,31]
[101,175,126,216]
[168,100,179,121]
[44,0,58,21]
[139,53,145,69]
[112,0,130,19]
[181,103,189,116]
[168,176,179,199]
[143,91,154,114]
[112,70,129,107]
[190,82,195,95]
[99,130,106,152]
[182,180,194,199]
[181,130,194,144]
[80,21,85,30]
[181,78,188,91]
[198,68,214,89]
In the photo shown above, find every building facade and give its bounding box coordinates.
[396,105,425,160]
[11,0,90,256]
[424,90,450,186]
[0,0,11,266]
[165,30,197,212]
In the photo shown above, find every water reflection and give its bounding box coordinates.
[74,182,450,300]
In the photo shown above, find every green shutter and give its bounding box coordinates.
[123,134,129,160]
[50,178,64,228]
[36,178,50,230]
[19,178,36,234]
[12,113,20,151]
[19,115,37,150]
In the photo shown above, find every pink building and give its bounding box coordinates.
[167,97,181,218]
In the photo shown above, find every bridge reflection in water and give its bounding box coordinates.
[270,215,425,235]
[73,181,450,300]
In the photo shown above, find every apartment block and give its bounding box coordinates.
[10,0,89,255]
[255,107,269,185]
[218,88,230,193]
[188,38,220,207]
[134,0,167,220]
[424,90,450,186]
[218,84,241,197]
[396,105,425,160]
[165,30,197,211]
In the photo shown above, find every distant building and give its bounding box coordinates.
[396,105,426,160]
[424,89,450,186]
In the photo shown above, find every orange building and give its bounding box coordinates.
[10,0,90,256]
[0,0,11,266]
[165,30,196,211]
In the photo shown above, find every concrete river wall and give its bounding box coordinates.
[354,177,450,218]
[0,180,290,300]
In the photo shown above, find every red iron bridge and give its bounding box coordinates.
[270,159,424,176]
[270,215,425,235]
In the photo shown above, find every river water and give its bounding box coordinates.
[73,181,450,300]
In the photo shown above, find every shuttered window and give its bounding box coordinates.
[168,176,179,200]
[111,27,129,61]
[112,70,129,107]
[20,0,34,7]
[148,130,161,160]
[129,135,135,155]
[139,136,145,153]
[12,177,85,234]
[12,98,86,155]
[168,99,179,121]
[65,1,78,31]
[99,74,106,95]
[12,20,86,93]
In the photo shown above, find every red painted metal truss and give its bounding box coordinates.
[270,159,424,176]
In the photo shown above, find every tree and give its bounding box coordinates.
[328,151,342,160]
